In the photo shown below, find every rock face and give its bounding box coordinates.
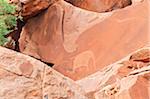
[19,0,149,80]
[0,46,149,99]
[1,0,150,98]
[77,46,150,99]
[0,47,87,99]
[65,0,132,12]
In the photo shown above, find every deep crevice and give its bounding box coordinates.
[5,19,26,51]
[30,56,54,67]
[37,59,54,67]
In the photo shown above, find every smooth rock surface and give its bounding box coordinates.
[0,47,87,99]
[19,0,149,80]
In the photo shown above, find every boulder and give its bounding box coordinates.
[19,0,149,80]
[0,47,87,99]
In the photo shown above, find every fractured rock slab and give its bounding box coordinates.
[0,47,87,99]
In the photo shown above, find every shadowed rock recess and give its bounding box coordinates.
[0,0,149,98]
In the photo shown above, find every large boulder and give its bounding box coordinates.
[0,47,87,99]
[19,0,149,80]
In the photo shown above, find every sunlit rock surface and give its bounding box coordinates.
[0,47,87,99]
[0,46,149,99]
[77,46,150,99]
[1,0,150,99]
[19,0,149,80]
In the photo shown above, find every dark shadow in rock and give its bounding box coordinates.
[37,59,54,67]
[5,19,25,51]
[30,56,54,67]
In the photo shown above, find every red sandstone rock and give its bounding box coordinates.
[19,0,149,80]
[0,46,149,99]
[130,49,150,62]
[1,0,150,98]
[0,47,87,99]
[65,0,132,12]
[20,0,59,18]
[77,47,150,99]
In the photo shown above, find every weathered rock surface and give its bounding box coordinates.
[77,46,150,99]
[19,0,149,80]
[0,47,87,99]
[21,0,59,18]
[8,0,59,18]
[2,0,150,98]
[0,46,149,99]
[65,0,132,12]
